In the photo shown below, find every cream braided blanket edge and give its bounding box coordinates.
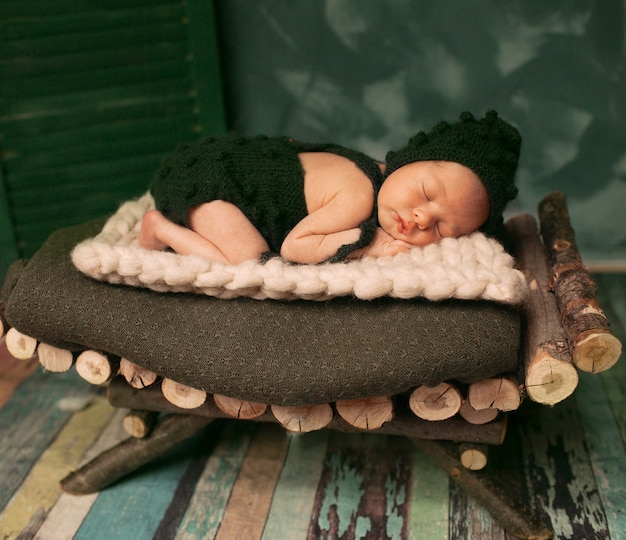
[71,193,528,304]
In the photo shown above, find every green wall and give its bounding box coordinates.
[216,0,626,265]
[0,0,226,280]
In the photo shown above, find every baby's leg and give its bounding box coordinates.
[139,202,269,265]
[139,209,231,263]
[187,201,270,264]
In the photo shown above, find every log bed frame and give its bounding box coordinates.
[0,192,622,540]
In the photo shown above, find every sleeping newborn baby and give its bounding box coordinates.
[139,111,521,265]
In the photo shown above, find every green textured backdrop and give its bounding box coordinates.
[2,0,625,279]
[216,0,626,265]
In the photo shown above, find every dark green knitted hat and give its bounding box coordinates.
[384,110,521,239]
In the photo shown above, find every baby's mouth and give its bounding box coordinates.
[394,212,411,234]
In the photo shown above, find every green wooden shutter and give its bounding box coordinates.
[0,0,226,279]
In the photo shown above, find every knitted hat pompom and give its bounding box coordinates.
[384,110,521,239]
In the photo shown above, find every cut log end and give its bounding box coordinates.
[467,377,522,412]
[119,358,158,389]
[459,401,499,425]
[37,343,74,372]
[335,396,393,430]
[525,352,579,405]
[409,383,462,421]
[213,394,267,419]
[459,444,489,471]
[123,410,159,438]
[271,403,333,433]
[161,378,207,410]
[76,350,118,385]
[573,332,622,373]
[5,328,38,360]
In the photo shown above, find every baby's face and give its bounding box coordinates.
[377,160,489,246]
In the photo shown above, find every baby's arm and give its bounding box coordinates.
[279,185,374,263]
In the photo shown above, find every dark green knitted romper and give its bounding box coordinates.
[149,135,382,262]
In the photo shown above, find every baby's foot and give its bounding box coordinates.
[138,209,171,251]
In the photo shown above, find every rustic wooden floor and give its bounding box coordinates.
[0,273,624,540]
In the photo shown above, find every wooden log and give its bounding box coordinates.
[459,401,499,425]
[5,328,38,360]
[459,443,489,471]
[213,394,267,419]
[409,382,462,421]
[107,377,507,445]
[467,376,522,412]
[75,350,119,385]
[506,213,579,405]
[61,414,215,494]
[335,395,394,430]
[411,438,553,539]
[161,378,207,409]
[119,357,158,389]
[271,403,334,433]
[539,191,622,373]
[122,409,160,438]
[37,342,74,372]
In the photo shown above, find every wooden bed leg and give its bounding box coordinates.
[410,438,553,540]
[60,414,214,495]
[507,214,579,405]
[539,191,622,372]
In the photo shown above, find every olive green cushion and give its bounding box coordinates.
[2,220,521,405]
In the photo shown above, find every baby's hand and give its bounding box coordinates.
[363,228,413,258]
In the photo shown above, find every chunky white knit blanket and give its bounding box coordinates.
[71,193,527,303]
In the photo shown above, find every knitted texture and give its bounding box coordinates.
[150,134,380,261]
[385,110,521,239]
[71,193,528,304]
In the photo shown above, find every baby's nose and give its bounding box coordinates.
[413,207,433,230]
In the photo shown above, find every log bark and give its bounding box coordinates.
[107,377,507,445]
[506,213,579,405]
[335,395,393,430]
[213,394,267,419]
[37,342,74,372]
[75,350,119,385]
[119,357,158,389]
[409,382,462,421]
[459,443,489,471]
[539,191,622,372]
[161,378,207,409]
[411,438,553,540]
[61,414,214,494]
[5,328,38,360]
[271,403,334,433]
[467,376,522,412]
[459,401,499,425]
[122,409,159,438]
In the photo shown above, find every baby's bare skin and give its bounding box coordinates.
[139,153,489,265]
